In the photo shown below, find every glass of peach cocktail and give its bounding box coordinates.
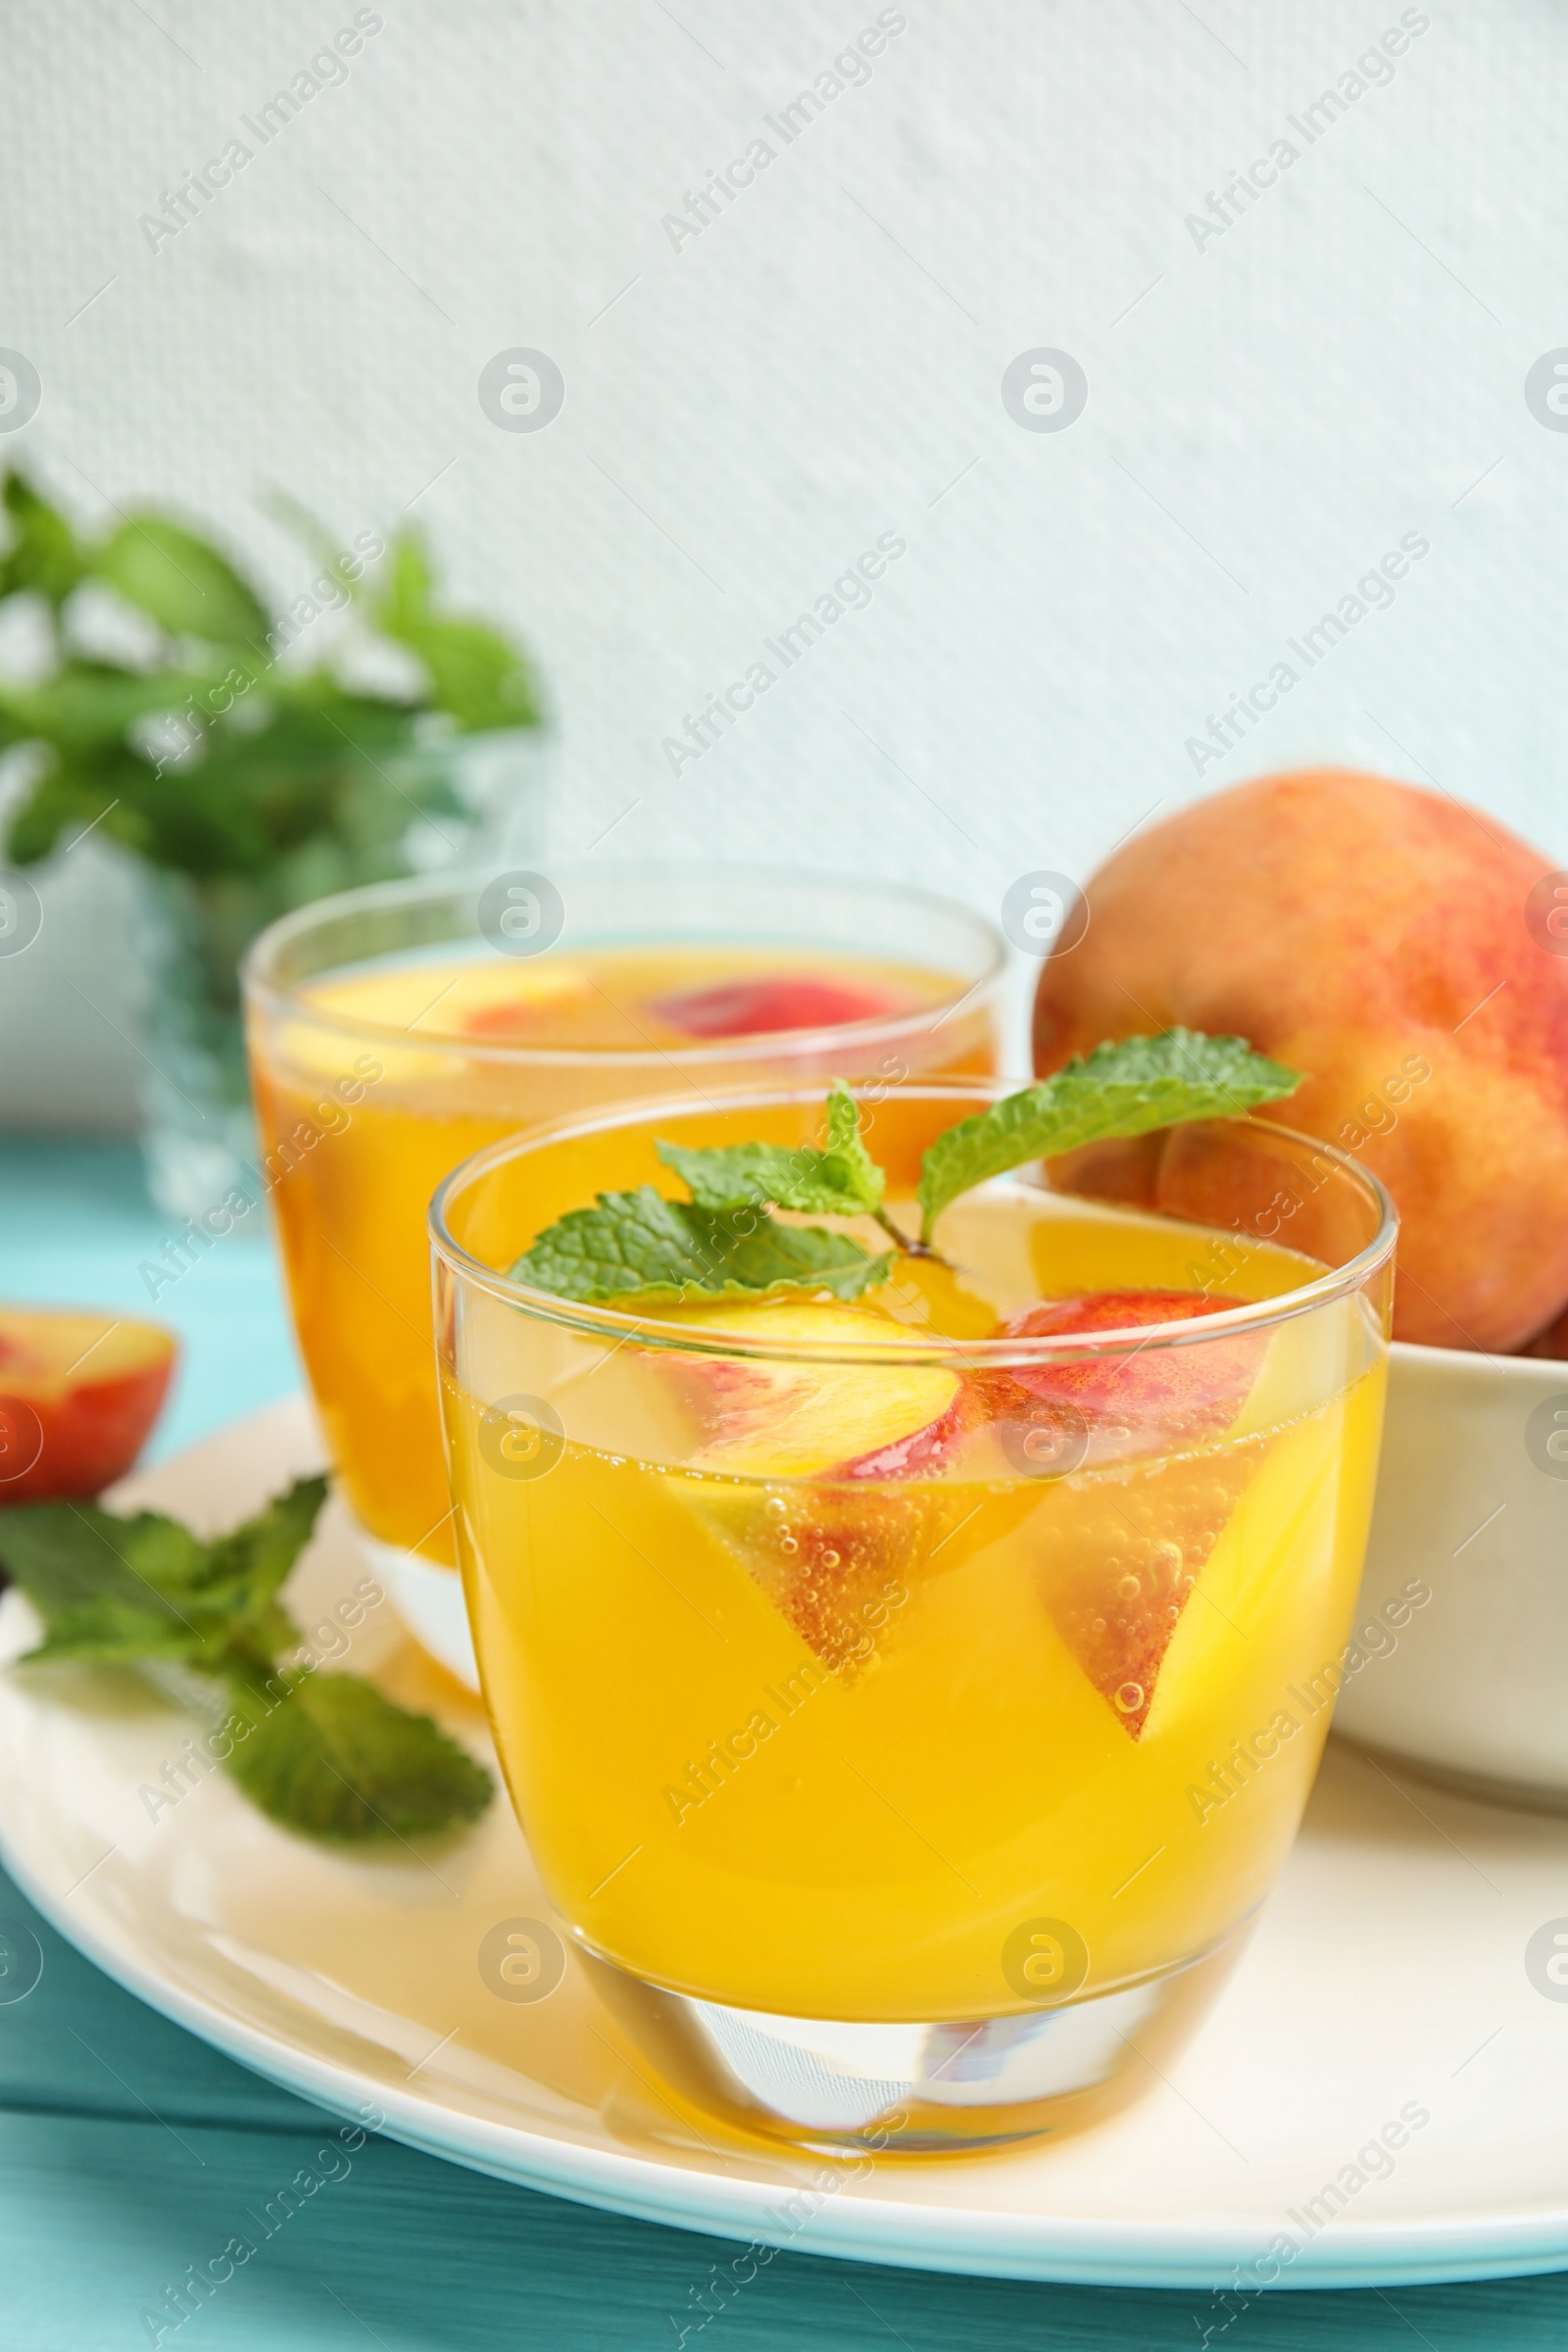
[430,1040,1396,2154]
[241,869,1003,1680]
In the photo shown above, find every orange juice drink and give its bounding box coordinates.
[432,1081,1396,2154]
[242,873,1004,1677]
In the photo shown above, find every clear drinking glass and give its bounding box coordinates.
[430,1080,1396,2155]
[241,870,1005,1679]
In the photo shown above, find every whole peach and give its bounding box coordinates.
[1032,769,1568,1351]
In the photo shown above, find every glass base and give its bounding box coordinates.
[583,1934,1245,2155]
[351,1523,480,1690]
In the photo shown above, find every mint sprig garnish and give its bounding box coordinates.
[510,1184,889,1303]
[656,1080,885,1217]
[508,1030,1302,1304]
[915,1029,1301,1242]
[0,1480,493,1843]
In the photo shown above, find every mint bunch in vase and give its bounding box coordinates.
[0,471,544,1218]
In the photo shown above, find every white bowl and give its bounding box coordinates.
[1334,1341,1568,1807]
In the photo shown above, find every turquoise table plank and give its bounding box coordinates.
[4,1136,1568,2348]
[0,1862,318,2134]
[22,2098,1566,2352]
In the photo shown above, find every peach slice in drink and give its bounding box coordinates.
[656,1302,969,1481]
[467,971,911,1049]
[1017,1440,1266,1738]
[650,1300,978,1674]
[643,974,904,1039]
[651,1288,1269,1732]
[980,1291,1267,1739]
[981,1290,1266,1468]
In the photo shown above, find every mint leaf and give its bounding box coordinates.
[0,664,218,755]
[0,468,542,901]
[390,612,542,733]
[374,527,541,733]
[656,1081,885,1216]
[224,1673,492,1841]
[508,1041,1301,1293]
[511,1185,888,1303]
[94,514,269,648]
[0,1503,210,1664]
[21,1594,207,1671]
[195,1476,328,1621]
[0,1502,198,1615]
[0,1480,328,1675]
[916,1029,1302,1242]
[0,474,87,608]
[1,1482,493,1842]
[266,489,368,607]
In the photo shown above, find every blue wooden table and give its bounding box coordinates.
[4,1137,1567,2349]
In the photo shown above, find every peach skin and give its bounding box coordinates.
[1032,768,1568,1351]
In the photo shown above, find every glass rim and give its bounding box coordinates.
[239,863,1008,1070]
[428,1078,1398,1368]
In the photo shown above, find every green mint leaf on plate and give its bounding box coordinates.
[224,1672,493,1841]
[656,1080,886,1216]
[193,1475,329,1622]
[0,1479,328,1675]
[0,1502,223,1667]
[16,1592,209,1672]
[915,1028,1302,1242]
[0,1479,492,1842]
[0,1502,201,1618]
[511,1184,889,1304]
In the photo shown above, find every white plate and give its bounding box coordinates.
[4,1398,1568,2292]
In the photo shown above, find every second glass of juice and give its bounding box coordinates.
[242,870,1004,1678]
[432,1083,1396,2154]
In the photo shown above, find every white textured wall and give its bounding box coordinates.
[3,0,1566,1124]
